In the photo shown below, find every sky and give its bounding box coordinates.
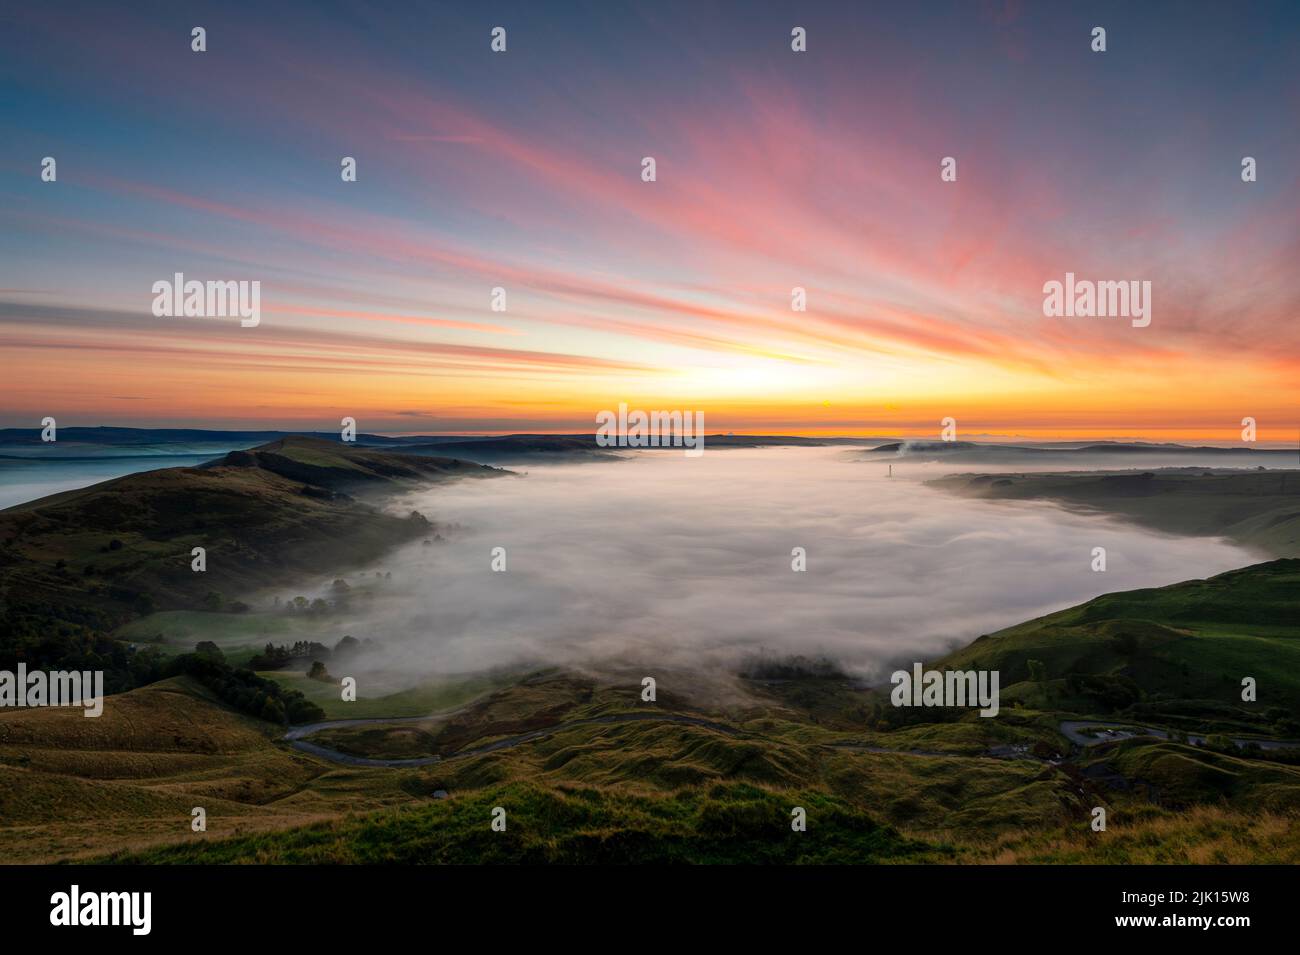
[1,0,1298,440]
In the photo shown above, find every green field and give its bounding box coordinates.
[931,558,1300,732]
[264,669,520,720]
[116,609,320,645]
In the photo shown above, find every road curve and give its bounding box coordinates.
[1059,719,1300,752]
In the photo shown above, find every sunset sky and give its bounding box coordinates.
[2,1,1298,441]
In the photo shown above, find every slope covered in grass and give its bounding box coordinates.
[0,438,501,683]
[102,780,931,865]
[0,677,371,862]
[929,559,1300,730]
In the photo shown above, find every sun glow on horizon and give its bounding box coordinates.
[1,4,1296,443]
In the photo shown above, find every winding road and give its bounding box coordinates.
[1057,719,1300,752]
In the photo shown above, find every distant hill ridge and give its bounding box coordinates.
[870,440,1290,456]
[929,469,1300,558]
[210,435,496,489]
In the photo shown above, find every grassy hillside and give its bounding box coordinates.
[928,468,1300,557]
[929,559,1300,732]
[0,437,501,684]
[208,435,498,490]
[0,677,363,862]
[50,665,1297,865]
[104,780,928,864]
[3,659,1298,864]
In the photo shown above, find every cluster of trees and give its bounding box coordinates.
[165,652,325,724]
[739,653,847,682]
[0,598,164,694]
[248,634,366,671]
[307,660,333,682]
[274,576,392,615]
[280,595,333,614]
[249,640,331,670]
[200,591,250,614]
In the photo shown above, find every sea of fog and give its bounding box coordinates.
[0,444,1272,685]
[318,447,1262,683]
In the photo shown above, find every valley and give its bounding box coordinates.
[1,440,1297,864]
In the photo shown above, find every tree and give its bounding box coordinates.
[260,697,287,724]
[286,696,325,723]
[195,641,224,662]
[307,660,331,682]
[1026,659,1047,683]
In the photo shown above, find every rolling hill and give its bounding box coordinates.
[927,558,1300,732]
[0,438,503,682]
